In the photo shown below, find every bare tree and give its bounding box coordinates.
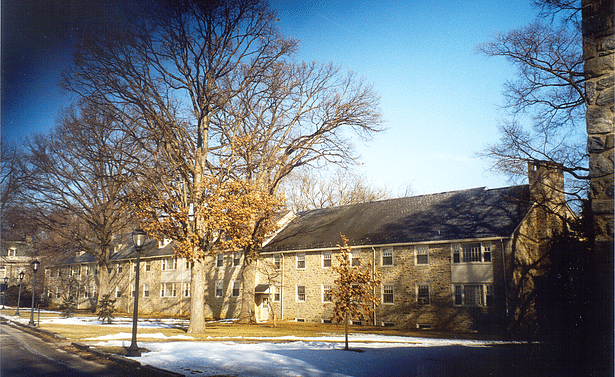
[20,100,138,307]
[213,60,383,322]
[477,3,587,205]
[283,167,391,212]
[62,0,297,333]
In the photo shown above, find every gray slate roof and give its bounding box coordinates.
[262,185,530,252]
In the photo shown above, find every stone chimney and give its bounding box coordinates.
[527,161,565,211]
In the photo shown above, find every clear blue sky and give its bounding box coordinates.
[2,0,538,196]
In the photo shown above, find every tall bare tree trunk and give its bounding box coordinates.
[187,258,207,333]
[96,262,110,308]
[237,259,257,323]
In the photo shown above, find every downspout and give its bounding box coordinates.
[372,247,377,326]
[500,239,509,316]
[281,252,285,321]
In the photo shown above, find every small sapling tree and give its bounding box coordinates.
[330,235,381,350]
[97,294,116,324]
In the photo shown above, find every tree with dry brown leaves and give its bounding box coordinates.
[329,236,381,351]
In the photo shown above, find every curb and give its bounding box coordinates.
[1,316,184,377]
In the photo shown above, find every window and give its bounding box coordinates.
[84,287,91,298]
[232,281,240,297]
[274,286,280,302]
[382,248,393,266]
[296,253,305,269]
[417,285,430,305]
[322,285,332,302]
[463,243,481,262]
[383,285,394,304]
[416,245,429,265]
[145,261,151,271]
[351,250,360,266]
[453,284,493,307]
[322,251,332,268]
[56,287,61,299]
[161,283,177,297]
[483,243,492,262]
[274,255,281,270]
[297,286,306,301]
[452,243,492,263]
[233,253,241,266]
[131,284,136,298]
[133,262,137,273]
[117,264,123,274]
[116,287,122,298]
[184,283,190,297]
[162,258,177,270]
[84,265,90,275]
[7,248,16,257]
[215,281,223,297]
[185,259,193,270]
[216,254,224,268]
[143,283,150,297]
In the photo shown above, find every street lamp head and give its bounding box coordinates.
[19,271,25,280]
[132,228,147,248]
[31,260,40,273]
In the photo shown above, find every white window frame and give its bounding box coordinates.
[7,248,16,257]
[144,261,151,271]
[382,248,393,266]
[233,253,241,266]
[273,254,281,270]
[452,243,492,264]
[322,284,332,302]
[452,284,493,307]
[415,245,429,265]
[143,283,150,297]
[184,282,191,297]
[232,281,240,297]
[383,284,394,304]
[273,286,280,302]
[297,285,306,301]
[216,254,224,268]
[296,253,305,269]
[351,250,360,266]
[215,281,223,297]
[417,284,430,305]
[161,282,177,297]
[322,251,332,268]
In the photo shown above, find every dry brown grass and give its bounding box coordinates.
[1,308,497,343]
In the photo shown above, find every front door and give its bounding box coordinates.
[260,297,269,321]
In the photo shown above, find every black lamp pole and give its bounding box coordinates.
[126,229,147,357]
[15,271,24,316]
[28,260,40,326]
[2,277,8,309]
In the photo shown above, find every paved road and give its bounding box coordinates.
[0,322,131,377]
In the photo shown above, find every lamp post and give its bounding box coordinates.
[28,260,40,326]
[126,228,147,357]
[15,271,24,316]
[2,277,8,309]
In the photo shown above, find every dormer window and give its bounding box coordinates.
[7,248,16,257]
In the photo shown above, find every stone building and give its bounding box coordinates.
[43,163,570,332]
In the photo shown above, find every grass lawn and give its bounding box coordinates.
[1,308,504,343]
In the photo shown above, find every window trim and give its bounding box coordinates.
[381,248,393,266]
[383,284,394,304]
[417,284,430,305]
[452,283,493,307]
[322,251,332,268]
[232,281,240,297]
[452,242,493,264]
[215,281,223,297]
[216,254,224,268]
[297,285,306,302]
[296,253,306,269]
[322,284,332,303]
[415,245,429,265]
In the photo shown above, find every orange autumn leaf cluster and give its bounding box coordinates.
[133,174,283,261]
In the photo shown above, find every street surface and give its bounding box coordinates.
[0,322,131,377]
